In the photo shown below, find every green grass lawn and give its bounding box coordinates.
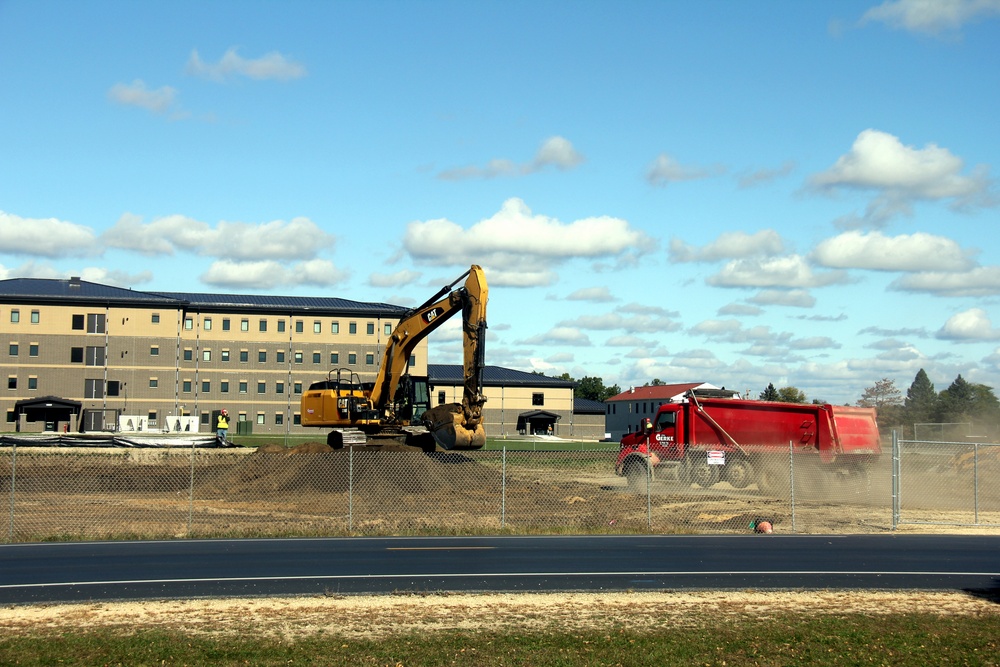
[2,613,996,666]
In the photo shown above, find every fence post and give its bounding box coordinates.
[348,446,354,532]
[646,454,652,532]
[891,431,899,530]
[789,441,796,533]
[187,441,196,536]
[501,447,506,529]
[7,443,15,543]
[974,443,979,525]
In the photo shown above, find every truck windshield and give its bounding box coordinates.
[654,411,676,430]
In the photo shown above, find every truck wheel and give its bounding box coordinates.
[688,461,721,488]
[327,431,344,450]
[757,462,790,496]
[722,459,753,489]
[624,459,649,492]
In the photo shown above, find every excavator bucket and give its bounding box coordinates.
[422,403,487,450]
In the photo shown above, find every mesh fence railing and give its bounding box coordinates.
[894,437,1000,528]
[0,440,993,543]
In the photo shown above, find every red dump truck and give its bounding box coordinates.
[615,391,880,494]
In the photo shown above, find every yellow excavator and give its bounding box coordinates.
[300,265,488,450]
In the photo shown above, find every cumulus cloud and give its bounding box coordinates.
[646,153,724,187]
[809,129,994,225]
[200,258,347,290]
[0,211,101,257]
[937,308,1000,341]
[566,286,616,302]
[736,161,796,188]
[747,289,816,308]
[403,198,651,281]
[789,336,842,350]
[103,214,334,261]
[367,269,422,288]
[108,80,180,115]
[707,255,849,289]
[518,326,593,346]
[812,230,975,271]
[186,48,307,82]
[669,230,785,263]
[889,266,1000,296]
[437,136,584,180]
[860,0,1000,35]
[718,303,764,316]
[558,311,683,334]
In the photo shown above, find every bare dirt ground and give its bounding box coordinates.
[2,590,998,639]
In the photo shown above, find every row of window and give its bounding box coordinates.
[6,310,40,324]
[5,409,305,427]
[174,379,304,395]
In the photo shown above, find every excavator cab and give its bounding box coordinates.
[391,374,431,423]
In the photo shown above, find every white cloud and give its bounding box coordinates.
[889,266,1000,296]
[403,198,651,274]
[559,312,682,334]
[186,48,306,82]
[812,230,975,271]
[789,336,842,350]
[0,211,101,257]
[368,269,422,288]
[860,0,1000,35]
[437,136,584,180]
[937,308,1000,341]
[605,335,650,347]
[809,129,994,224]
[646,153,724,187]
[200,259,347,290]
[669,230,785,263]
[566,286,616,302]
[718,303,764,316]
[707,255,849,289]
[108,80,179,115]
[737,161,796,188]
[519,326,593,346]
[103,214,334,261]
[747,289,816,308]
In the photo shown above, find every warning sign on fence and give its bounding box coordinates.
[707,450,726,465]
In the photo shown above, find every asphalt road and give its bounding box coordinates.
[1,534,998,604]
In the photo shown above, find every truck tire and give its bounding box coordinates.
[688,460,721,488]
[756,462,790,497]
[722,458,754,489]
[623,458,649,492]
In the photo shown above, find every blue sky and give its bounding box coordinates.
[2,0,999,405]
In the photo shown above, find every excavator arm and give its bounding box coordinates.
[371,265,489,449]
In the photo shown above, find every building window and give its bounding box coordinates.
[86,346,106,366]
[256,413,265,425]
[259,319,267,332]
[313,321,321,334]
[239,381,248,394]
[277,320,286,333]
[152,313,160,324]
[331,322,339,334]
[28,377,37,390]
[277,350,285,363]
[8,344,17,356]
[87,314,106,334]
[202,381,211,393]
[30,310,39,324]
[348,353,357,365]
[10,310,19,323]
[294,352,303,364]
[366,322,375,335]
[275,413,284,425]
[150,378,158,388]
[203,350,211,362]
[182,380,192,393]
[239,350,249,363]
[220,381,229,393]
[438,391,446,405]
[221,350,230,362]
[365,353,374,365]
[204,318,212,331]
[150,346,159,356]
[533,393,545,406]
[84,379,103,399]
[29,344,38,357]
[70,347,83,363]
[295,320,303,333]
[257,381,266,394]
[241,319,249,332]
[276,382,284,394]
[384,323,392,336]
[222,318,231,331]
[72,313,83,329]
[7,377,16,390]
[331,352,339,364]
[183,349,193,362]
[409,355,416,366]
[258,350,267,363]
[184,317,193,330]
[201,412,210,426]
[293,413,301,425]
[312,352,321,364]
[349,322,357,334]
[294,382,302,394]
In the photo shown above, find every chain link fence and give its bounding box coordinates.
[1,439,994,543]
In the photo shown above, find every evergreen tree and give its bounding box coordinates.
[759,383,779,401]
[903,369,937,433]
